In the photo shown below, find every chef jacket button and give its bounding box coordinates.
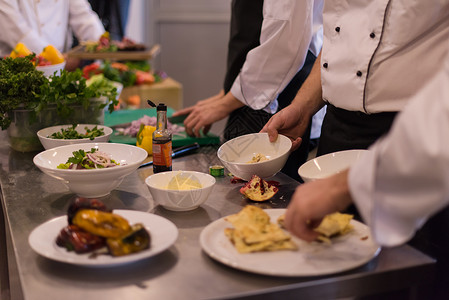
[335,27,340,33]
[323,62,328,69]
[370,32,376,38]
[356,71,362,77]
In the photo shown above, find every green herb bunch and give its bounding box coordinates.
[48,125,105,140]
[0,56,47,129]
[0,56,118,130]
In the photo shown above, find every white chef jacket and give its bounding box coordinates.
[321,0,449,114]
[349,54,449,247]
[0,0,104,56]
[230,0,324,114]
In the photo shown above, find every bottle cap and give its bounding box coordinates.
[157,103,167,111]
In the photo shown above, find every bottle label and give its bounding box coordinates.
[153,141,172,167]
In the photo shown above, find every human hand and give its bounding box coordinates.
[284,170,353,241]
[63,54,81,72]
[261,103,311,151]
[176,91,244,137]
[172,90,225,118]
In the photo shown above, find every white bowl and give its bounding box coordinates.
[33,143,148,198]
[36,61,66,77]
[298,149,369,182]
[145,171,216,211]
[37,124,113,150]
[217,133,292,181]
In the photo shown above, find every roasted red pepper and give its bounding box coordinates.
[56,225,106,253]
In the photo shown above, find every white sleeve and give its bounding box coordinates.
[68,0,105,42]
[349,60,449,247]
[230,0,321,111]
[0,0,47,54]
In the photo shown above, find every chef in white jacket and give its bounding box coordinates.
[283,54,449,297]
[263,0,449,157]
[0,0,104,68]
[173,0,324,138]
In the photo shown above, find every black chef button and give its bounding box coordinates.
[323,62,328,68]
[370,32,376,38]
[356,71,362,77]
[335,27,340,32]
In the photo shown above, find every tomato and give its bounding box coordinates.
[135,70,155,85]
[82,63,102,79]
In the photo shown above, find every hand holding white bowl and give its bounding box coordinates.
[217,133,292,181]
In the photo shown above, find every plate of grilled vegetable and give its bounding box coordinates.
[28,198,178,267]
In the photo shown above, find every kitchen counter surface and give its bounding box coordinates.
[0,138,435,300]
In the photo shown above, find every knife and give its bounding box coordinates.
[138,142,200,169]
[109,114,187,130]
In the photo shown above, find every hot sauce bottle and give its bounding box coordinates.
[152,103,172,173]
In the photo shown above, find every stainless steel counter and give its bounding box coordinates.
[0,137,436,300]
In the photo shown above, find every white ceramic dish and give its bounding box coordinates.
[28,210,178,267]
[37,124,113,150]
[33,143,147,198]
[200,208,380,277]
[145,171,216,211]
[298,149,369,182]
[36,61,66,77]
[217,133,292,181]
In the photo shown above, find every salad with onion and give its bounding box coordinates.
[57,148,119,169]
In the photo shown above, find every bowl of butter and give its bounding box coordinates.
[145,171,216,211]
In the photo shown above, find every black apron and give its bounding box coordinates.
[317,104,398,156]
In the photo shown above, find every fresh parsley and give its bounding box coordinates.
[49,125,105,140]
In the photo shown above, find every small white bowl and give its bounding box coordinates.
[33,143,148,198]
[298,149,369,182]
[36,61,66,77]
[37,124,113,150]
[145,171,216,211]
[217,133,292,181]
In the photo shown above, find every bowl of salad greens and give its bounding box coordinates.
[37,124,113,150]
[33,143,148,198]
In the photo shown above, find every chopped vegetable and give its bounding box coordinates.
[49,125,105,140]
[57,148,119,169]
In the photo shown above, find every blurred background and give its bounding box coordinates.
[125,0,231,136]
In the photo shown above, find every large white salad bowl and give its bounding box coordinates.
[33,143,148,198]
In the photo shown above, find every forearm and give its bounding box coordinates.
[290,51,325,120]
[221,91,246,113]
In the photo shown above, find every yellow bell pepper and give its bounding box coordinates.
[10,42,32,58]
[40,45,65,64]
[72,209,131,239]
[136,124,156,155]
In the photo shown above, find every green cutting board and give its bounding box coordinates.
[104,108,220,147]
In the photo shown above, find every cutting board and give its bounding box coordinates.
[104,108,220,147]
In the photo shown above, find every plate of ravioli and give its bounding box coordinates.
[199,206,380,277]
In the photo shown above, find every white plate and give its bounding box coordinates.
[200,209,380,277]
[29,210,178,267]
